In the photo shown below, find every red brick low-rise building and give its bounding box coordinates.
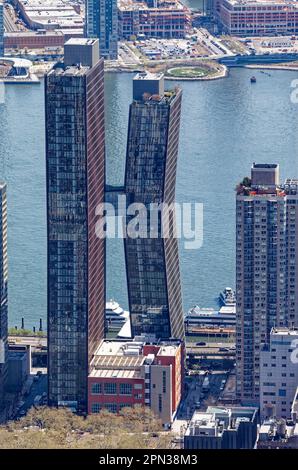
[88,338,183,425]
[118,0,190,39]
[4,31,65,50]
[216,0,298,36]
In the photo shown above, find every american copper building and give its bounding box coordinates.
[45,38,105,413]
[124,72,185,342]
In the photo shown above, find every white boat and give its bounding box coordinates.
[185,305,236,328]
[219,287,236,306]
[105,300,129,327]
[0,57,40,84]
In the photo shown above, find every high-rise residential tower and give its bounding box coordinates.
[0,182,8,411]
[46,39,105,413]
[124,72,184,341]
[0,1,4,57]
[86,0,118,60]
[236,163,298,404]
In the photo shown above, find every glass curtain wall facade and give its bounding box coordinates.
[124,74,184,341]
[0,182,7,410]
[0,1,3,57]
[45,49,105,413]
[86,0,118,59]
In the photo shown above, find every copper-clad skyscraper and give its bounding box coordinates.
[46,39,105,413]
[124,73,184,341]
[0,182,8,411]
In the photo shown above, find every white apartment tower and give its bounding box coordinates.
[260,328,298,420]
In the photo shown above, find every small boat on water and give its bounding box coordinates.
[105,300,129,327]
[260,70,271,77]
[250,76,257,83]
[219,287,236,306]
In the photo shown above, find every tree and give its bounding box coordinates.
[0,406,170,449]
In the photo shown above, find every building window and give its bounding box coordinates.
[158,394,162,413]
[91,403,101,413]
[134,383,142,390]
[119,403,132,410]
[104,382,117,395]
[91,383,102,395]
[279,389,286,397]
[162,371,166,393]
[104,403,118,413]
[120,383,132,396]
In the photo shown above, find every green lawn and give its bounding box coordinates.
[166,66,214,78]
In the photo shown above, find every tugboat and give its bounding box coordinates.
[250,76,257,83]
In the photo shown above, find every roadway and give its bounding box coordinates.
[177,370,229,421]
[9,335,47,349]
[15,373,47,419]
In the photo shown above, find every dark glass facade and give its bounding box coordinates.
[45,57,105,413]
[0,182,8,410]
[86,0,118,59]
[124,78,185,341]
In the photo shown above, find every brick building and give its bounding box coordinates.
[88,338,183,425]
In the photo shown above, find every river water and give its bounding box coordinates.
[0,67,297,328]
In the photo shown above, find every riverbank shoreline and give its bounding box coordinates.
[245,63,298,72]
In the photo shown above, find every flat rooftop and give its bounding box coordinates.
[47,63,90,77]
[65,38,97,47]
[89,339,180,379]
[134,71,164,81]
[271,327,298,336]
[224,0,298,7]
[119,0,186,11]
[20,0,84,28]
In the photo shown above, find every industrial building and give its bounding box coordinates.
[215,0,298,36]
[4,30,65,50]
[11,0,84,35]
[88,337,183,425]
